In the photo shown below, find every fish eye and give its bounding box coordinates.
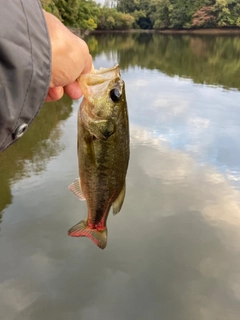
[110,88,121,102]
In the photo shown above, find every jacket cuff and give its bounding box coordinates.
[0,0,51,152]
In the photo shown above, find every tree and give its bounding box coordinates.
[192,6,216,28]
[55,0,100,30]
[214,0,240,26]
[117,0,139,13]
[41,0,240,30]
[118,13,135,29]
[77,0,100,30]
[40,0,61,19]
[214,0,232,26]
[97,7,135,29]
[150,0,171,29]
[55,0,80,27]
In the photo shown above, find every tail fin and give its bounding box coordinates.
[68,220,107,250]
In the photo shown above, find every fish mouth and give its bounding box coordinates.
[77,65,121,97]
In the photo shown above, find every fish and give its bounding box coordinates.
[68,65,129,249]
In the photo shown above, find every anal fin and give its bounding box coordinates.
[112,182,126,215]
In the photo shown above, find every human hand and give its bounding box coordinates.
[43,11,93,102]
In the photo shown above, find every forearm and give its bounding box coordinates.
[0,0,51,152]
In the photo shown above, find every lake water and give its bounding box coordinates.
[1,33,240,320]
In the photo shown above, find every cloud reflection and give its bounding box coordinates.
[1,67,240,320]
[1,123,240,320]
[126,125,240,319]
[125,68,240,183]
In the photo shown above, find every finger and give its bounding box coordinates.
[45,87,64,102]
[64,81,83,100]
[82,54,93,75]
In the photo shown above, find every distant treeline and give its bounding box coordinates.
[86,32,240,91]
[41,0,240,30]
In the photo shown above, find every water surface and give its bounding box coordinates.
[1,33,240,320]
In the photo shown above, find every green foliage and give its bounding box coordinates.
[86,32,240,90]
[117,13,135,29]
[40,0,61,19]
[116,0,152,28]
[98,8,116,29]
[213,0,240,27]
[41,0,100,30]
[55,0,80,27]
[150,0,171,29]
[55,0,100,30]
[41,0,240,30]
[116,0,240,29]
[132,10,146,28]
[97,7,135,30]
[117,0,140,13]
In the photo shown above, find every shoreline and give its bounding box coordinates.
[89,28,240,35]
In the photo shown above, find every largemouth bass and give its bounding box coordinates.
[68,65,129,249]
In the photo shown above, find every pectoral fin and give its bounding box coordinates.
[88,119,115,140]
[112,182,126,215]
[68,178,86,201]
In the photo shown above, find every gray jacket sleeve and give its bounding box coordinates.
[0,0,51,152]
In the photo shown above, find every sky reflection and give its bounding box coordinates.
[124,67,240,185]
[1,34,240,320]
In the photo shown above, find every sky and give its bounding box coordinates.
[95,0,105,5]
[95,0,117,7]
